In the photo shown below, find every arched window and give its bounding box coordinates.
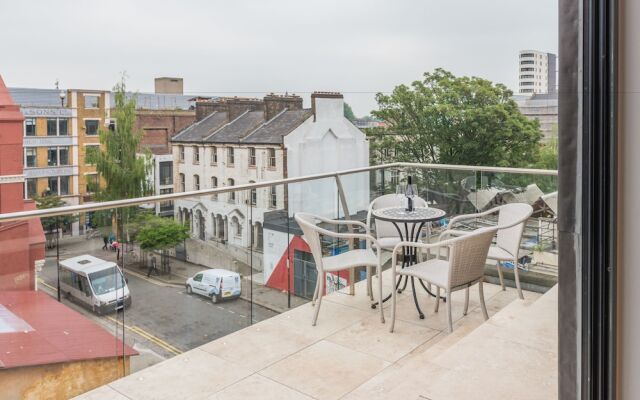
[231,216,242,237]
[228,178,235,202]
[179,173,185,192]
[193,174,200,191]
[211,176,218,200]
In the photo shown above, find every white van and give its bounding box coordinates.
[185,269,241,303]
[59,255,131,314]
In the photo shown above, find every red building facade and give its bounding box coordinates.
[0,75,45,290]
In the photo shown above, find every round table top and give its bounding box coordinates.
[372,206,446,223]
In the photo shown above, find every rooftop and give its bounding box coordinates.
[0,291,136,369]
[75,272,557,400]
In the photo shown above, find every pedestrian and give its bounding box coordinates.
[113,241,120,260]
[147,255,157,278]
[102,235,108,250]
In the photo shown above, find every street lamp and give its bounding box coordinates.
[59,90,66,107]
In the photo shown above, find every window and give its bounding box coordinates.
[193,147,200,164]
[47,176,58,195]
[159,161,173,185]
[108,120,116,131]
[228,178,235,202]
[193,174,200,191]
[25,118,36,136]
[25,178,37,199]
[270,186,277,208]
[59,176,70,195]
[85,120,99,135]
[193,273,203,282]
[249,147,256,167]
[521,67,535,72]
[211,176,218,200]
[521,82,534,86]
[211,146,217,164]
[85,145,99,165]
[58,119,68,136]
[232,216,242,237]
[179,173,185,192]
[520,60,535,65]
[520,74,535,79]
[47,118,57,136]
[86,174,98,193]
[390,170,399,186]
[520,89,534,93]
[178,146,185,162]
[85,95,99,109]
[47,147,58,166]
[268,148,276,168]
[227,147,235,165]
[59,147,69,166]
[250,181,257,205]
[25,148,36,168]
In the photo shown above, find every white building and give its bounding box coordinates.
[518,50,557,95]
[172,92,369,269]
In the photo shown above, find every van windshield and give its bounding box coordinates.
[89,267,126,296]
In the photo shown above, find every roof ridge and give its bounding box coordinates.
[204,109,250,141]
[173,111,218,140]
[240,108,288,142]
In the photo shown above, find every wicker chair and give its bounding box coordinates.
[388,226,499,333]
[440,203,533,299]
[294,212,385,326]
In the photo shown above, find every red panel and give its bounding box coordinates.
[0,291,137,369]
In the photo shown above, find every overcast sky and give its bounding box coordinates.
[0,0,557,116]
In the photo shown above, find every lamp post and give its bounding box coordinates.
[59,90,65,107]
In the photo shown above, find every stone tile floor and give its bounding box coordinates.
[75,270,557,400]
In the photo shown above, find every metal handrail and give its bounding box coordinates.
[0,162,557,223]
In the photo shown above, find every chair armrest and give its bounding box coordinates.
[311,215,368,231]
[446,206,502,229]
[438,229,472,241]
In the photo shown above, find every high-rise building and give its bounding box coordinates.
[518,50,557,95]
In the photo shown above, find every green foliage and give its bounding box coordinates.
[534,138,558,170]
[371,68,542,168]
[343,102,356,121]
[134,214,189,251]
[90,76,152,201]
[34,195,78,233]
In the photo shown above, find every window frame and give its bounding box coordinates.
[85,119,99,136]
[24,118,36,136]
[249,147,256,167]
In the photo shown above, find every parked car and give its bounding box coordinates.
[185,269,241,303]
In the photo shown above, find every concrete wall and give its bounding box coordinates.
[285,96,370,218]
[0,357,130,400]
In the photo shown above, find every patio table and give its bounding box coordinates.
[371,206,446,319]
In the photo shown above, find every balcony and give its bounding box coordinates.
[0,163,558,399]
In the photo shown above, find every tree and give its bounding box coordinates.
[89,77,152,201]
[134,214,189,273]
[371,69,544,213]
[371,68,542,167]
[87,77,152,240]
[343,102,356,121]
[34,195,78,248]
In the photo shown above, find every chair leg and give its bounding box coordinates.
[312,273,324,326]
[446,291,453,333]
[463,287,469,316]
[434,286,440,313]
[366,266,374,301]
[496,261,505,291]
[378,266,385,323]
[311,278,320,307]
[389,273,397,332]
[514,257,524,300]
[479,280,489,320]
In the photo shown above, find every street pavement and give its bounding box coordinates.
[39,236,278,372]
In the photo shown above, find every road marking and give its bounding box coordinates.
[228,310,236,314]
[38,279,57,292]
[105,316,182,356]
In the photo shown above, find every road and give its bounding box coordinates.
[39,239,277,370]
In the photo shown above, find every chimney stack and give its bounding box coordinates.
[263,93,303,121]
[311,92,344,122]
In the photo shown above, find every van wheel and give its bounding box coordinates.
[186,285,192,294]
[211,294,219,304]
